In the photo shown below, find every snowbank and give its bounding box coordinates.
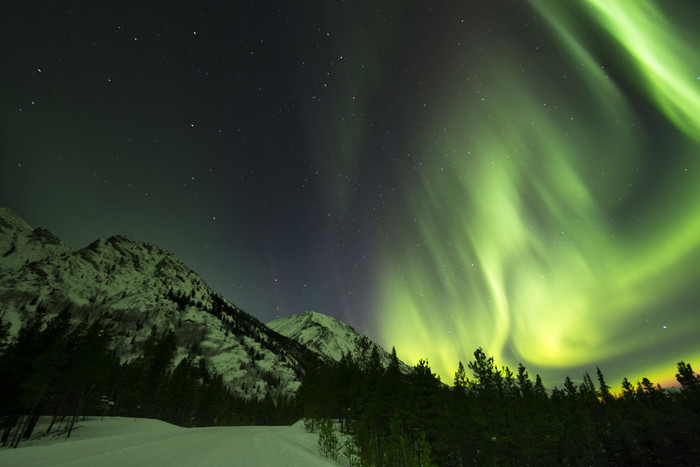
[0,418,338,466]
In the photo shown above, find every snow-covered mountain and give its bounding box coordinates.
[0,207,317,400]
[268,310,411,373]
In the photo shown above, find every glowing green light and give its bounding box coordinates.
[585,0,700,142]
[374,0,700,387]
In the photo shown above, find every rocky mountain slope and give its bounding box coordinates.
[268,310,411,373]
[0,207,318,400]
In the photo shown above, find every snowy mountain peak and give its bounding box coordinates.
[0,208,70,271]
[278,310,359,337]
[0,207,33,236]
[268,311,410,372]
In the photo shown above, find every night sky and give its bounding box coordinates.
[2,1,700,388]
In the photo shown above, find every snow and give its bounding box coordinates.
[0,418,339,467]
[0,208,306,400]
[268,311,412,373]
[268,311,367,362]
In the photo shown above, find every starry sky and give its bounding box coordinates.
[2,1,700,389]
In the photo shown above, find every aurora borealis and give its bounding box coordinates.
[374,0,700,386]
[2,1,699,388]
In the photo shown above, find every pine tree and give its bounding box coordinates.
[387,346,401,376]
[596,367,613,403]
[533,374,547,399]
[130,325,177,418]
[620,377,635,399]
[636,377,660,398]
[318,418,339,460]
[417,430,437,467]
[502,365,516,398]
[63,316,119,437]
[579,372,597,404]
[676,361,700,391]
[563,376,577,398]
[453,361,469,391]
[467,347,501,394]
[15,308,73,444]
[341,436,358,466]
[516,363,533,398]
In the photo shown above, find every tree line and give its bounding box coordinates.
[298,346,700,466]
[0,307,299,448]
[2,308,699,465]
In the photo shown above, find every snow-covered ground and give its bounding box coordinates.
[0,418,339,467]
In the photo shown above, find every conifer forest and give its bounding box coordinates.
[2,309,699,466]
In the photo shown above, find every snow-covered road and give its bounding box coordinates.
[0,418,338,466]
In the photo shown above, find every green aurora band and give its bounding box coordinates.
[374,0,700,387]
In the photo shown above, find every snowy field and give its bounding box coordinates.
[0,417,339,466]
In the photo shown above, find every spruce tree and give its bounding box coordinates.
[516,363,533,398]
[533,374,547,399]
[467,347,500,394]
[318,418,339,460]
[563,376,577,398]
[620,377,634,398]
[596,367,613,403]
[454,361,469,391]
[387,346,401,376]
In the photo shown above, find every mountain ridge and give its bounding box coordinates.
[0,207,406,400]
[0,208,312,399]
[268,310,411,373]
